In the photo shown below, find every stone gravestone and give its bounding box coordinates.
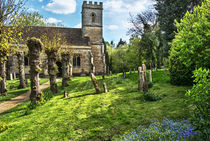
[103,82,108,93]
[138,67,144,91]
[142,64,148,92]
[149,69,152,83]
[90,73,100,94]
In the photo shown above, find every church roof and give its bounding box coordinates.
[22,26,90,46]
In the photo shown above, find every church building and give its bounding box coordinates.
[12,1,106,77]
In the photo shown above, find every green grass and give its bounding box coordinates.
[0,70,192,140]
[0,78,49,103]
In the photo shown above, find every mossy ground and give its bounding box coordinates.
[0,78,49,103]
[0,70,192,140]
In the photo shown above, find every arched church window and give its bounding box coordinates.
[73,54,81,67]
[91,12,96,23]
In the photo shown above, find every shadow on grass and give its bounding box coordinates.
[66,92,102,99]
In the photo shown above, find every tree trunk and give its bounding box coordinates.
[47,51,58,94]
[62,53,70,87]
[6,56,13,80]
[0,60,7,96]
[149,69,152,83]
[27,38,43,105]
[17,51,26,89]
[90,73,100,94]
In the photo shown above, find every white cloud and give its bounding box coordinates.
[74,23,81,28]
[28,8,39,12]
[104,0,152,13]
[39,0,43,2]
[46,17,62,24]
[107,25,119,30]
[43,0,76,14]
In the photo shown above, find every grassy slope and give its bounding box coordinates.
[0,71,192,140]
[0,78,49,103]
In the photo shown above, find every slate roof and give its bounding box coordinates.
[21,26,90,46]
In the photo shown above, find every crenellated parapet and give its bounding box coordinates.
[82,1,103,9]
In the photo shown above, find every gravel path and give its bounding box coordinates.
[0,81,50,114]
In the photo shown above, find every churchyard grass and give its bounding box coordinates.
[0,78,49,103]
[0,70,192,140]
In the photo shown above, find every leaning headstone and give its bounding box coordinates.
[129,69,131,74]
[149,69,152,83]
[103,82,108,93]
[64,91,68,98]
[27,37,43,105]
[138,67,144,91]
[142,64,148,92]
[90,73,100,94]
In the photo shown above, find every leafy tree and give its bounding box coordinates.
[169,0,210,85]
[186,68,210,139]
[128,11,161,69]
[19,12,46,26]
[116,38,126,48]
[155,0,204,56]
[0,0,26,95]
[41,29,66,94]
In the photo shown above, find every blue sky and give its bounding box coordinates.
[26,0,154,43]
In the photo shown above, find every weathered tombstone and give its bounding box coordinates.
[13,72,16,79]
[123,70,126,79]
[46,50,58,94]
[27,38,43,104]
[17,51,26,89]
[129,69,131,74]
[133,68,136,73]
[90,73,100,94]
[110,71,112,76]
[10,73,13,80]
[103,82,108,93]
[142,64,148,92]
[138,67,144,91]
[149,69,152,83]
[64,91,68,98]
[62,53,70,87]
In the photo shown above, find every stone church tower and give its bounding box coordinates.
[82,1,106,75]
